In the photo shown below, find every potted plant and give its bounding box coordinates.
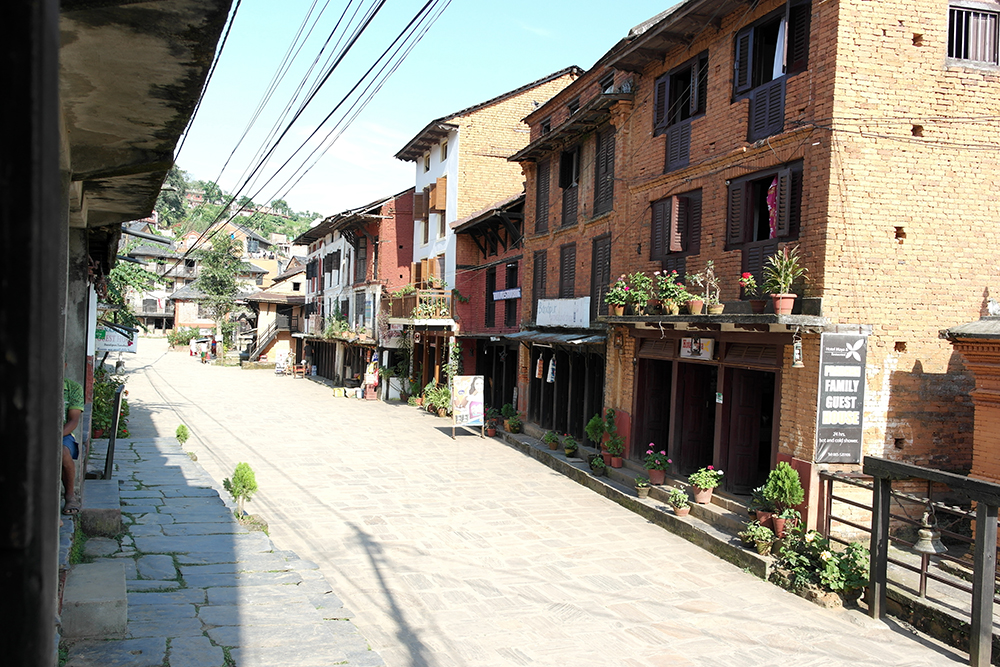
[542,430,560,450]
[626,272,653,315]
[683,269,705,314]
[773,507,801,539]
[761,462,805,535]
[585,413,606,448]
[749,485,777,529]
[762,245,807,315]
[643,445,671,485]
[589,454,607,476]
[738,521,776,555]
[485,407,500,437]
[605,276,629,317]
[506,414,522,434]
[563,434,579,457]
[667,487,691,516]
[687,261,722,315]
[606,435,624,467]
[500,403,517,431]
[688,465,724,503]
[654,270,685,315]
[635,477,651,499]
[739,272,768,313]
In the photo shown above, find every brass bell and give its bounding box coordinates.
[912,506,947,555]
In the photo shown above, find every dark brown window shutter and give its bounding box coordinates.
[591,234,612,319]
[532,250,547,317]
[696,55,709,115]
[671,196,685,253]
[788,3,811,73]
[775,168,792,237]
[687,191,703,254]
[536,159,550,233]
[789,169,802,235]
[650,198,669,261]
[594,129,615,215]
[413,192,425,220]
[734,27,753,94]
[559,244,576,298]
[562,185,578,227]
[412,261,422,287]
[654,74,668,132]
[665,122,691,172]
[727,181,746,245]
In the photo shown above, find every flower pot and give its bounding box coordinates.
[601,452,612,465]
[686,299,704,315]
[609,304,624,317]
[646,468,666,485]
[772,516,787,538]
[755,540,773,556]
[692,486,714,504]
[610,456,623,468]
[503,419,511,431]
[415,397,424,407]
[547,440,559,451]
[771,293,797,315]
[486,427,496,437]
[438,408,448,418]
[673,505,691,517]
[646,299,662,315]
[749,299,768,314]
[755,511,774,530]
[636,487,650,499]
[92,428,105,439]
[707,303,725,315]
[665,301,680,315]
[564,447,578,457]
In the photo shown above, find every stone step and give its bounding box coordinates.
[61,560,127,639]
[80,479,122,537]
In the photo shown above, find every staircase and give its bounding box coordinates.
[248,320,277,361]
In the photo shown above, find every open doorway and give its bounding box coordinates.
[674,362,716,476]
[724,368,775,494]
[634,358,672,460]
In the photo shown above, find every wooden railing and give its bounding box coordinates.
[382,289,452,319]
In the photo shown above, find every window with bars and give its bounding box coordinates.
[650,190,702,278]
[559,244,576,298]
[654,53,708,173]
[949,5,999,65]
[593,128,615,216]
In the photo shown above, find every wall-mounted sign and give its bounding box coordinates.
[536,297,591,327]
[95,326,137,353]
[493,287,521,301]
[679,337,714,360]
[815,333,868,464]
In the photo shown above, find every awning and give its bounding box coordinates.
[505,331,606,345]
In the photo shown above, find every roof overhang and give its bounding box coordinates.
[395,121,459,163]
[941,316,1000,341]
[509,93,632,162]
[505,330,606,345]
[294,193,399,245]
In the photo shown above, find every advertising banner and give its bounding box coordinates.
[815,333,868,463]
[452,375,485,427]
[95,326,137,353]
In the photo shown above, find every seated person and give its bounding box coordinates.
[62,377,84,515]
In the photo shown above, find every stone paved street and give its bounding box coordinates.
[117,337,965,667]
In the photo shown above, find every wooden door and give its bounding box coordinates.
[675,363,715,475]
[635,359,671,459]
[726,368,764,494]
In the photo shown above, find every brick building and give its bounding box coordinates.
[389,67,582,392]
[511,0,1000,524]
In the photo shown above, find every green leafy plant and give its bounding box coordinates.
[604,408,618,436]
[762,462,805,510]
[167,326,199,348]
[542,431,559,445]
[589,454,607,474]
[634,476,650,489]
[605,275,629,306]
[748,485,777,515]
[773,527,869,597]
[175,424,190,445]
[688,466,724,490]
[506,415,522,433]
[407,396,417,406]
[739,520,775,544]
[643,445,671,471]
[739,272,762,299]
[667,487,690,509]
[92,366,127,434]
[605,434,624,457]
[223,462,258,517]
[562,434,578,451]
[653,269,686,303]
[626,272,653,305]
[762,245,807,295]
[686,260,721,305]
[585,413,606,445]
[500,403,517,420]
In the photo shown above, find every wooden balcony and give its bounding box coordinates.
[382,289,453,320]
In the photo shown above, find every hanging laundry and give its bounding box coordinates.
[767,175,779,239]
[546,356,556,384]
[536,357,544,379]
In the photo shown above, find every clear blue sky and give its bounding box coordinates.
[178,0,680,218]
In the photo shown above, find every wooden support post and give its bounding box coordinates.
[970,502,997,667]
[868,475,891,620]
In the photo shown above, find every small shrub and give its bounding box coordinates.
[585,413,605,445]
[223,462,258,516]
[175,424,190,445]
[762,461,805,510]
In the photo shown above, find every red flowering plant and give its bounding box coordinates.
[689,466,724,489]
[739,272,761,299]
[643,445,671,471]
[654,270,687,303]
[605,275,629,306]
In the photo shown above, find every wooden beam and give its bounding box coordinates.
[971,502,998,666]
[469,229,487,259]
[863,456,1000,506]
[868,475,891,620]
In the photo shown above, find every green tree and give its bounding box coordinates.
[269,198,292,217]
[197,234,243,350]
[155,165,188,226]
[199,180,223,205]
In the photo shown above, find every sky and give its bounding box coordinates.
[177,0,681,219]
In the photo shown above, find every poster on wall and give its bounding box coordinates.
[452,375,485,427]
[95,326,137,353]
[679,337,714,360]
[815,333,868,464]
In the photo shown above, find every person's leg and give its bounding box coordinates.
[62,435,80,514]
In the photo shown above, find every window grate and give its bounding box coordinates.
[949,7,999,64]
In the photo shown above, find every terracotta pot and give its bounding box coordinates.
[609,304,624,317]
[755,511,774,530]
[646,299,662,315]
[486,427,496,437]
[749,299,768,314]
[547,440,559,450]
[601,452,612,465]
[636,487,650,499]
[415,397,424,406]
[647,468,666,485]
[673,505,691,517]
[687,299,704,315]
[610,456,623,468]
[438,408,448,418]
[92,428,105,439]
[665,301,681,315]
[707,303,725,315]
[692,486,714,504]
[771,293,797,315]
[772,516,787,538]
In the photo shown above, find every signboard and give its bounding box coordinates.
[95,326,137,353]
[815,333,868,463]
[536,297,591,327]
[679,337,714,360]
[452,375,485,427]
[493,287,521,301]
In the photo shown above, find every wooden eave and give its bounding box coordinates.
[394,122,459,162]
[509,93,632,163]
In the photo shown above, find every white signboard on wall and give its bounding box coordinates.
[536,297,591,328]
[95,326,137,353]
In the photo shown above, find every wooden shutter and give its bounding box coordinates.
[559,149,577,188]
[562,184,578,227]
[413,192,425,220]
[788,3,811,73]
[686,191,703,254]
[532,250,547,316]
[435,176,447,210]
[594,129,615,215]
[654,74,668,133]
[536,159,550,233]
[727,181,746,245]
[670,196,685,253]
[665,122,691,172]
[748,78,784,141]
[412,261,422,288]
[559,244,576,298]
[695,55,709,115]
[427,182,438,211]
[774,168,792,237]
[591,235,611,319]
[650,198,669,261]
[789,169,802,235]
[734,27,753,94]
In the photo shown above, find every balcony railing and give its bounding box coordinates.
[140,302,174,315]
[382,289,452,320]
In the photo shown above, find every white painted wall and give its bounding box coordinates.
[412,128,459,290]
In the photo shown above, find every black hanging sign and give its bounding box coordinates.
[815,333,867,464]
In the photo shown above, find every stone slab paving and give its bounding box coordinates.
[98,337,972,667]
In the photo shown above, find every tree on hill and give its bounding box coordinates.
[197,233,243,352]
[155,165,188,226]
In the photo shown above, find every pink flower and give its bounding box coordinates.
[646,449,653,455]
[707,465,714,470]
[667,459,672,463]
[659,451,666,456]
